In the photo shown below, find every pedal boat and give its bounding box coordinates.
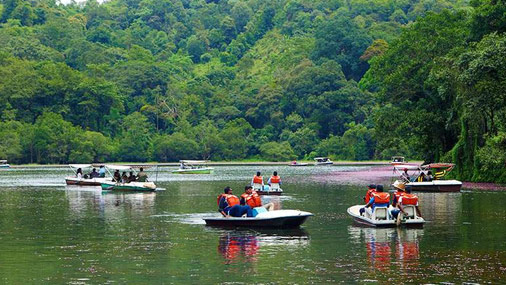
[204,210,313,228]
[347,205,424,228]
[253,183,283,196]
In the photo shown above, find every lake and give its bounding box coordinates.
[0,165,505,283]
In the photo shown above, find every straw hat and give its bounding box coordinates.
[392,181,406,191]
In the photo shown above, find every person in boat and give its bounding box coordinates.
[240,185,275,211]
[89,168,99,178]
[251,172,264,190]
[398,186,422,218]
[218,186,253,218]
[76,168,83,179]
[113,170,121,182]
[121,172,128,183]
[426,170,433,181]
[128,171,136,182]
[400,168,411,183]
[416,171,427,182]
[391,181,406,208]
[267,171,281,187]
[179,162,186,169]
[137,167,148,182]
[363,184,376,204]
[99,165,106,178]
[360,184,390,216]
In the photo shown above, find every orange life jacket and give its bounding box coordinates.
[241,192,262,208]
[217,194,240,207]
[270,175,281,183]
[253,175,263,184]
[365,189,376,204]
[401,193,419,205]
[372,192,390,204]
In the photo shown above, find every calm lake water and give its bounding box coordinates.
[0,165,505,283]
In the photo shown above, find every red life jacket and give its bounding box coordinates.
[241,193,262,208]
[401,193,419,205]
[372,192,390,204]
[270,175,281,183]
[253,175,263,184]
[365,189,376,204]
[217,194,240,207]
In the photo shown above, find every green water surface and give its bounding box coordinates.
[0,166,505,283]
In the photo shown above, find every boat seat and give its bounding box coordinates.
[270,183,281,192]
[403,205,416,219]
[373,207,388,220]
[252,183,263,191]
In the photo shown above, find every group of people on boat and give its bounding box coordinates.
[217,171,281,218]
[400,168,434,183]
[217,185,275,217]
[112,167,148,183]
[251,171,282,191]
[76,166,106,179]
[360,181,422,220]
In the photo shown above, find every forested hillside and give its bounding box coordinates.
[1,0,505,182]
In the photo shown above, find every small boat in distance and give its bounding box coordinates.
[172,160,214,174]
[0,160,10,168]
[65,164,110,186]
[204,210,313,228]
[314,157,333,165]
[347,205,425,227]
[289,161,309,166]
[390,156,407,166]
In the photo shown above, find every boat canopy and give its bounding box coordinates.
[180,160,208,164]
[314,157,330,161]
[391,156,405,162]
[0,160,7,163]
[393,164,421,171]
[69,164,93,169]
[105,164,133,171]
[422,163,455,169]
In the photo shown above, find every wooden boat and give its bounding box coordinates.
[393,163,462,192]
[65,164,109,186]
[347,205,425,228]
[172,160,214,174]
[204,210,313,228]
[0,160,10,168]
[314,157,333,165]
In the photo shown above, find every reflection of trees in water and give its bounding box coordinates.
[217,229,310,264]
[348,226,423,272]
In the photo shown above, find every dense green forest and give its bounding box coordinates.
[0,0,505,182]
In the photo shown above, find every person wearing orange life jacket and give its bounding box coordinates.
[240,185,275,212]
[218,186,253,217]
[398,186,422,218]
[251,171,264,190]
[360,185,390,216]
[240,185,262,208]
[363,184,377,204]
[267,171,282,186]
[391,181,406,208]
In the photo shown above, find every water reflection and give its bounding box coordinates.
[65,187,156,219]
[217,229,310,264]
[349,226,423,272]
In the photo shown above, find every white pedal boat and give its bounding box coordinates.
[347,205,425,227]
